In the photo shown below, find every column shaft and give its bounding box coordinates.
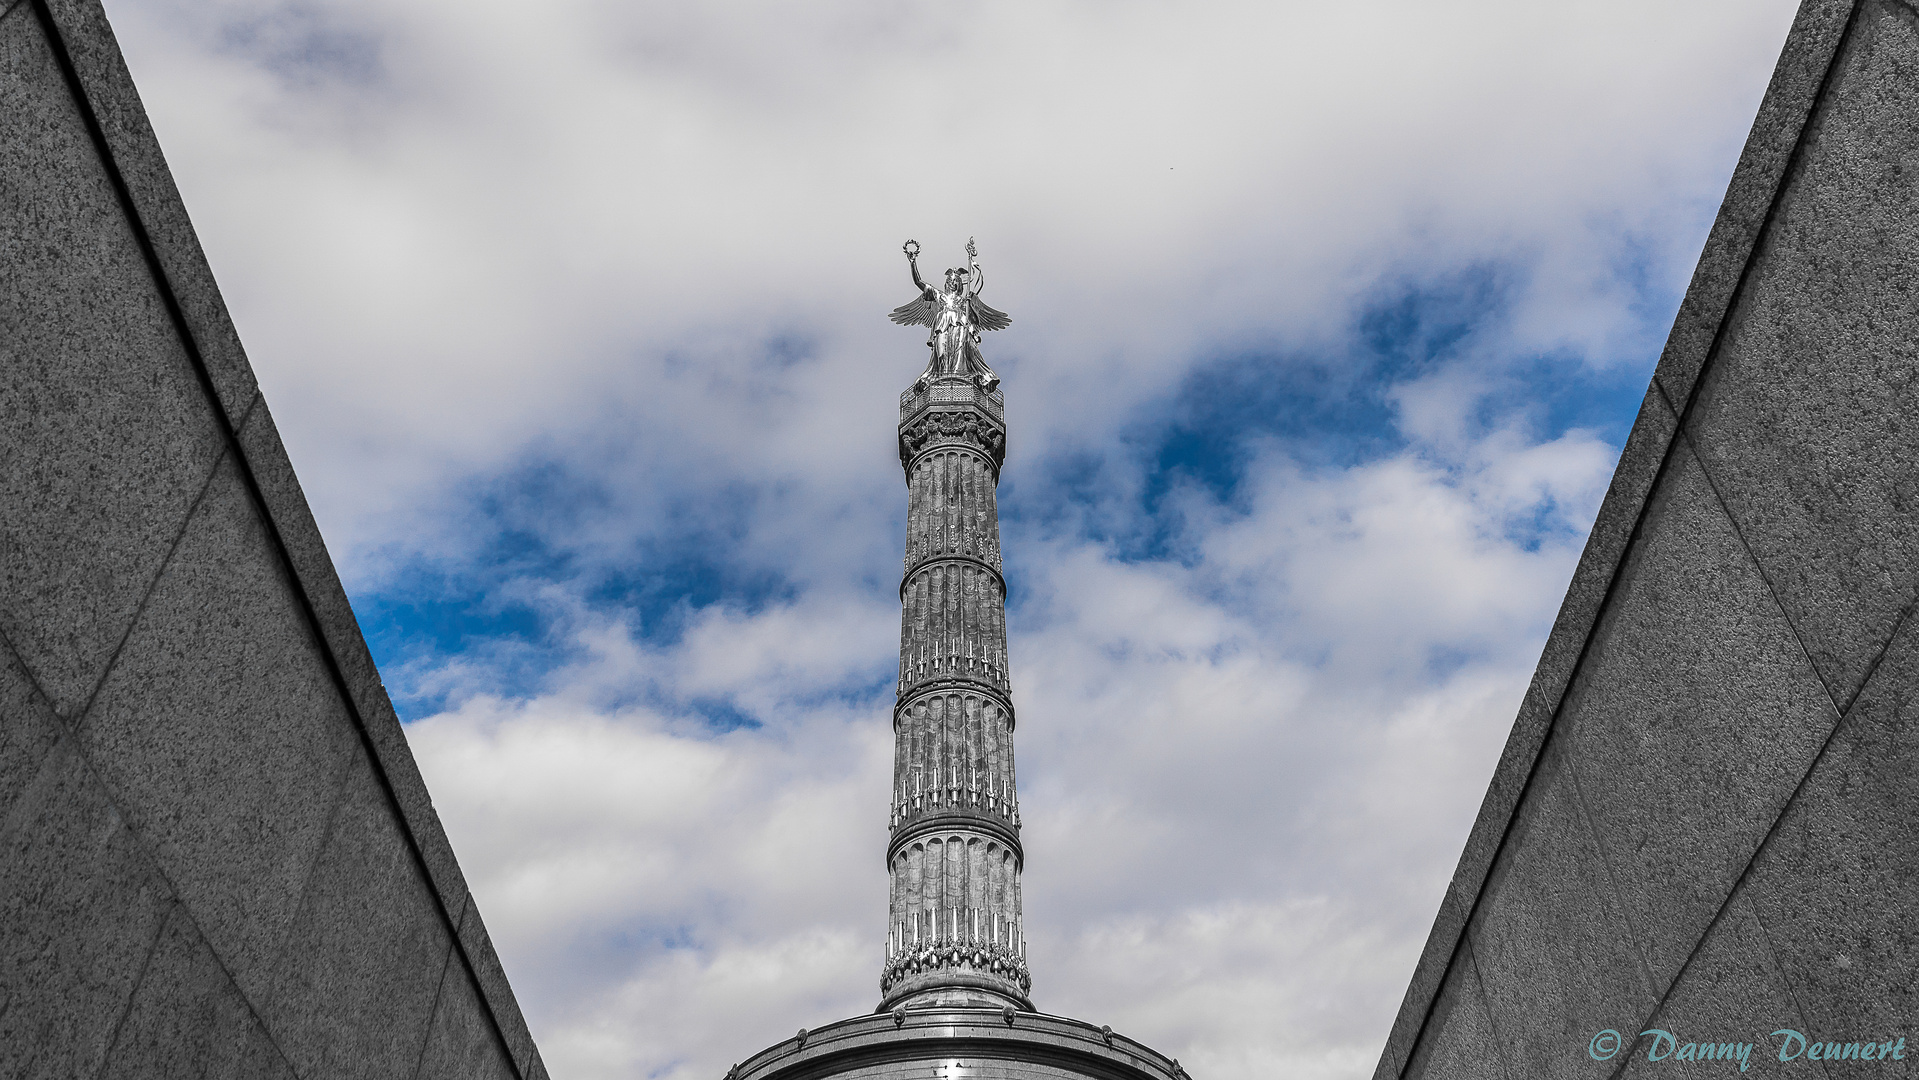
[881,378,1028,1010]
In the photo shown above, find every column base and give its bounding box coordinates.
[877,970,1032,1014]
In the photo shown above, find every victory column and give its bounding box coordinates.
[725,240,1187,1080]
[881,238,1026,1010]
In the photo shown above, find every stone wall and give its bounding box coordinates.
[0,1,546,1076]
[1375,2,1919,1077]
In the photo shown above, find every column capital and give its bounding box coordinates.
[899,377,1006,471]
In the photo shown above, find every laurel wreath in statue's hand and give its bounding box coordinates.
[903,240,921,259]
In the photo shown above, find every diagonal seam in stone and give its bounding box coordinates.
[6,671,302,1077]
[405,910,461,1080]
[1557,740,1663,1004]
[1460,936,1516,1080]
[68,438,237,728]
[1674,424,1845,716]
[89,897,175,1079]
[1744,897,1842,1080]
[1600,598,1915,1080]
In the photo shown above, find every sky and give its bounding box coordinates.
[103,1,1800,1077]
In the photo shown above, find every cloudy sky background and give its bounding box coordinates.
[103,1,1799,1077]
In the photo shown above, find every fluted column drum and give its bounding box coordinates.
[880,375,1030,1012]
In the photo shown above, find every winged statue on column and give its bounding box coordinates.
[890,237,1010,393]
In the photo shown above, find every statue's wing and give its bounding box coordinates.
[970,297,1012,332]
[889,296,937,328]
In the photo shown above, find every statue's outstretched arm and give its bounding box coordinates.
[966,238,984,295]
[906,242,933,296]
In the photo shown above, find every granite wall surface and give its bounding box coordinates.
[1376,1,1919,1077]
[0,0,547,1076]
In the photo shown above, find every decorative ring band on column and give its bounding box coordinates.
[892,682,1015,729]
[900,439,1003,479]
[899,555,1006,600]
[887,812,1024,867]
